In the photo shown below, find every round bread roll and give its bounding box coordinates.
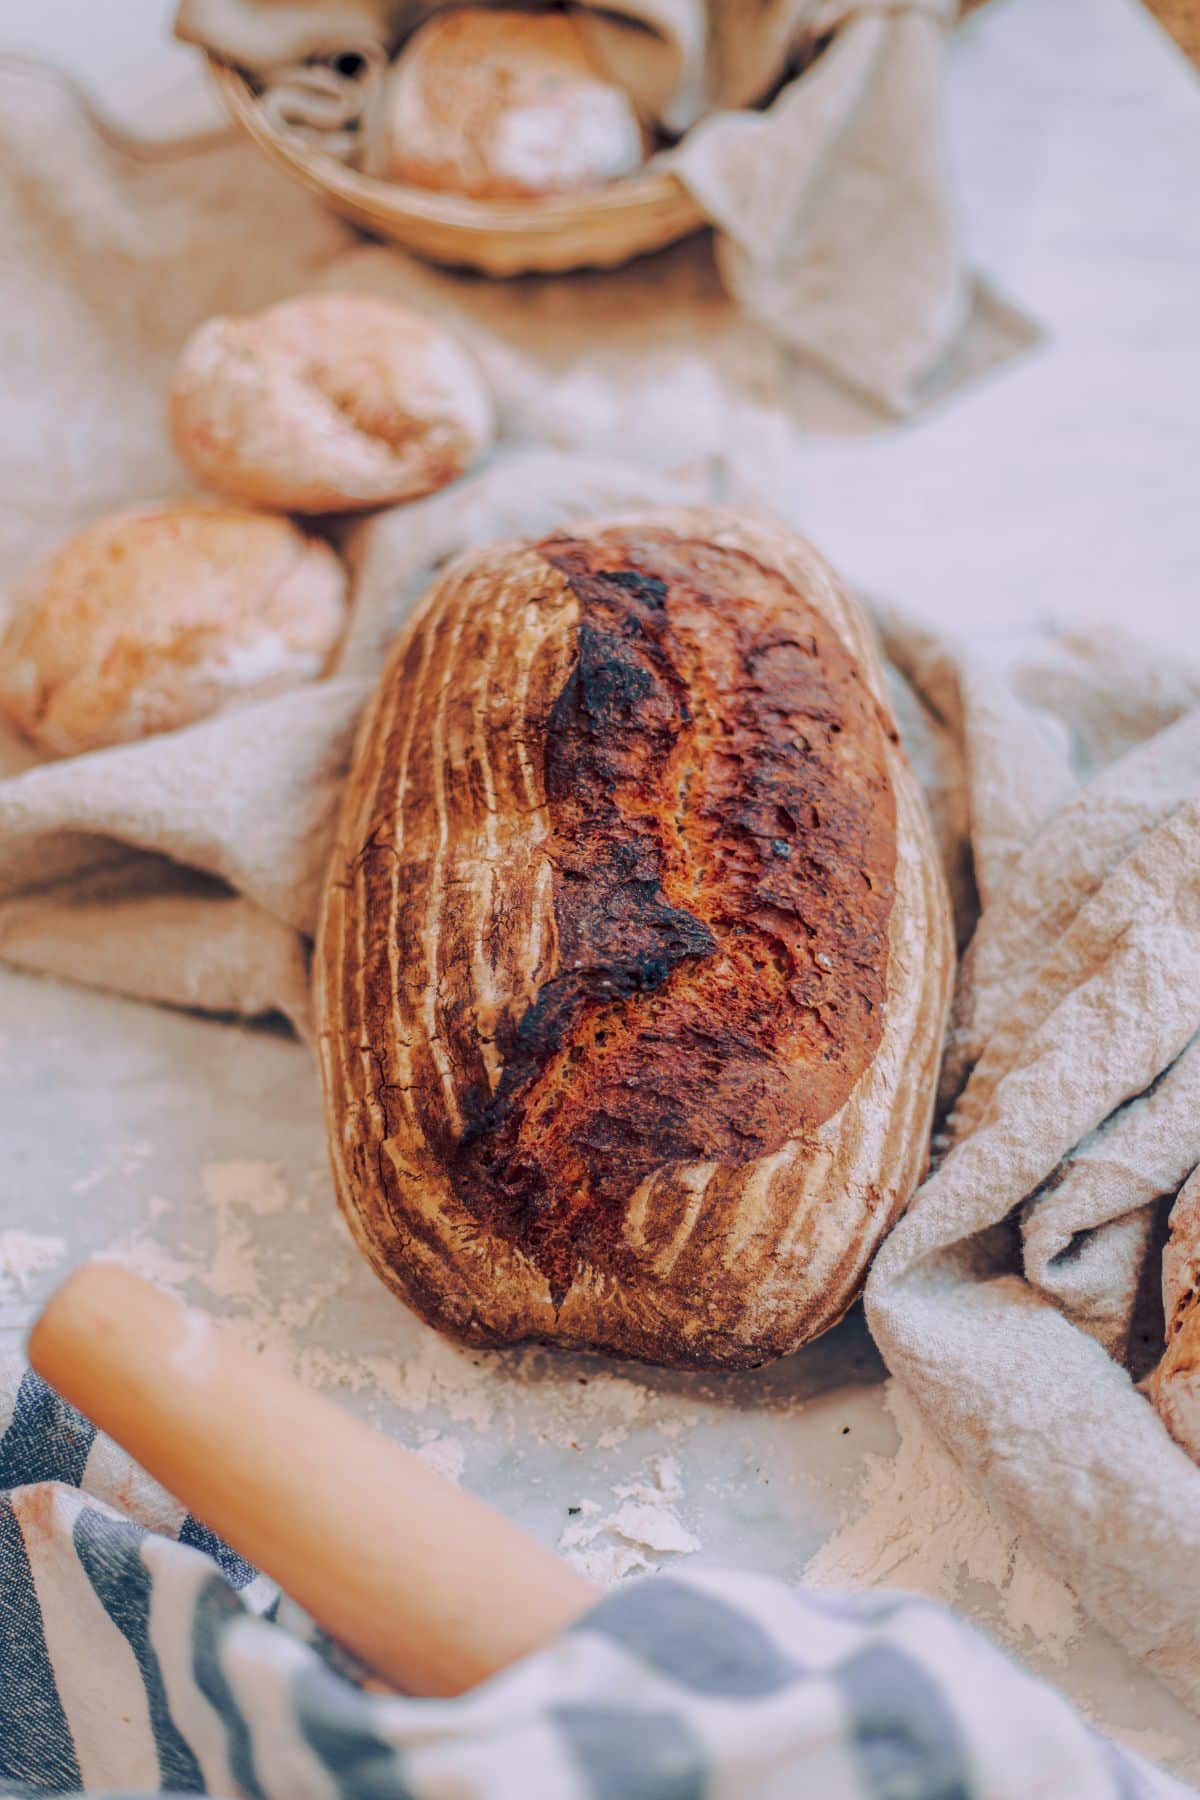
[315,508,954,1369]
[0,502,347,759]
[380,10,647,199]
[168,293,494,514]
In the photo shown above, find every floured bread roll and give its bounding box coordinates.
[1147,1170,1200,1460]
[169,293,494,514]
[316,508,954,1369]
[380,10,648,199]
[0,502,346,758]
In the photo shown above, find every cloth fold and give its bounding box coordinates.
[868,621,1200,1710]
[173,0,996,413]
[0,1364,1186,1797]
[673,5,962,410]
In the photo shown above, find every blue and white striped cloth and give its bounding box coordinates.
[0,1363,1190,1799]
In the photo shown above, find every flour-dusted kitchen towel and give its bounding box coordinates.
[0,1364,1188,1798]
[172,0,1005,413]
[866,617,1200,1711]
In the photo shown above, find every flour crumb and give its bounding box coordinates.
[0,1231,67,1300]
[204,1160,291,1217]
[569,1543,655,1584]
[803,1381,1081,1661]
[609,1500,700,1555]
[558,1499,602,1553]
[614,1454,682,1502]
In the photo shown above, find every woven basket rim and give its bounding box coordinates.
[209,58,701,237]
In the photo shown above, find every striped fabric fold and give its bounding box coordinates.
[0,1365,1189,1799]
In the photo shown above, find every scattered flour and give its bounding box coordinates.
[86,1157,676,1482]
[64,1157,1103,1690]
[559,1453,700,1584]
[803,1381,1082,1662]
[200,1160,291,1304]
[363,1340,497,1432]
[100,1161,334,1345]
[560,1373,650,1450]
[0,1231,67,1300]
[204,1160,291,1219]
[102,1234,202,1295]
[292,1343,372,1394]
[414,1433,467,1485]
[71,1141,154,1198]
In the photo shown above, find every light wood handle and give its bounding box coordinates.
[28,1262,597,1696]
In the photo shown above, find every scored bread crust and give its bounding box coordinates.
[315,508,953,1369]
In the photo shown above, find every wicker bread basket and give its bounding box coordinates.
[209,59,705,276]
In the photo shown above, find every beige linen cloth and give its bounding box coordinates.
[174,0,982,414]
[5,52,1200,1712]
[868,619,1200,1709]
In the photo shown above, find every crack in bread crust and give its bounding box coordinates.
[447,529,897,1301]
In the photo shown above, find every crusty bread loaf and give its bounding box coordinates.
[380,10,647,200]
[0,501,346,758]
[169,292,494,514]
[315,508,953,1368]
[1147,1171,1200,1459]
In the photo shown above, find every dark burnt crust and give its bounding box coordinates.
[447,528,898,1302]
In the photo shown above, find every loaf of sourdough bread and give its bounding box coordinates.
[316,509,953,1368]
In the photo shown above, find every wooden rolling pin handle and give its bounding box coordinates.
[28,1262,598,1698]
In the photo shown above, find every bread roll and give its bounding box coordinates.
[0,502,346,758]
[380,10,647,200]
[1147,1171,1200,1460]
[169,293,494,514]
[316,509,954,1369]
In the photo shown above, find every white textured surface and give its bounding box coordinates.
[2,0,1199,1779]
